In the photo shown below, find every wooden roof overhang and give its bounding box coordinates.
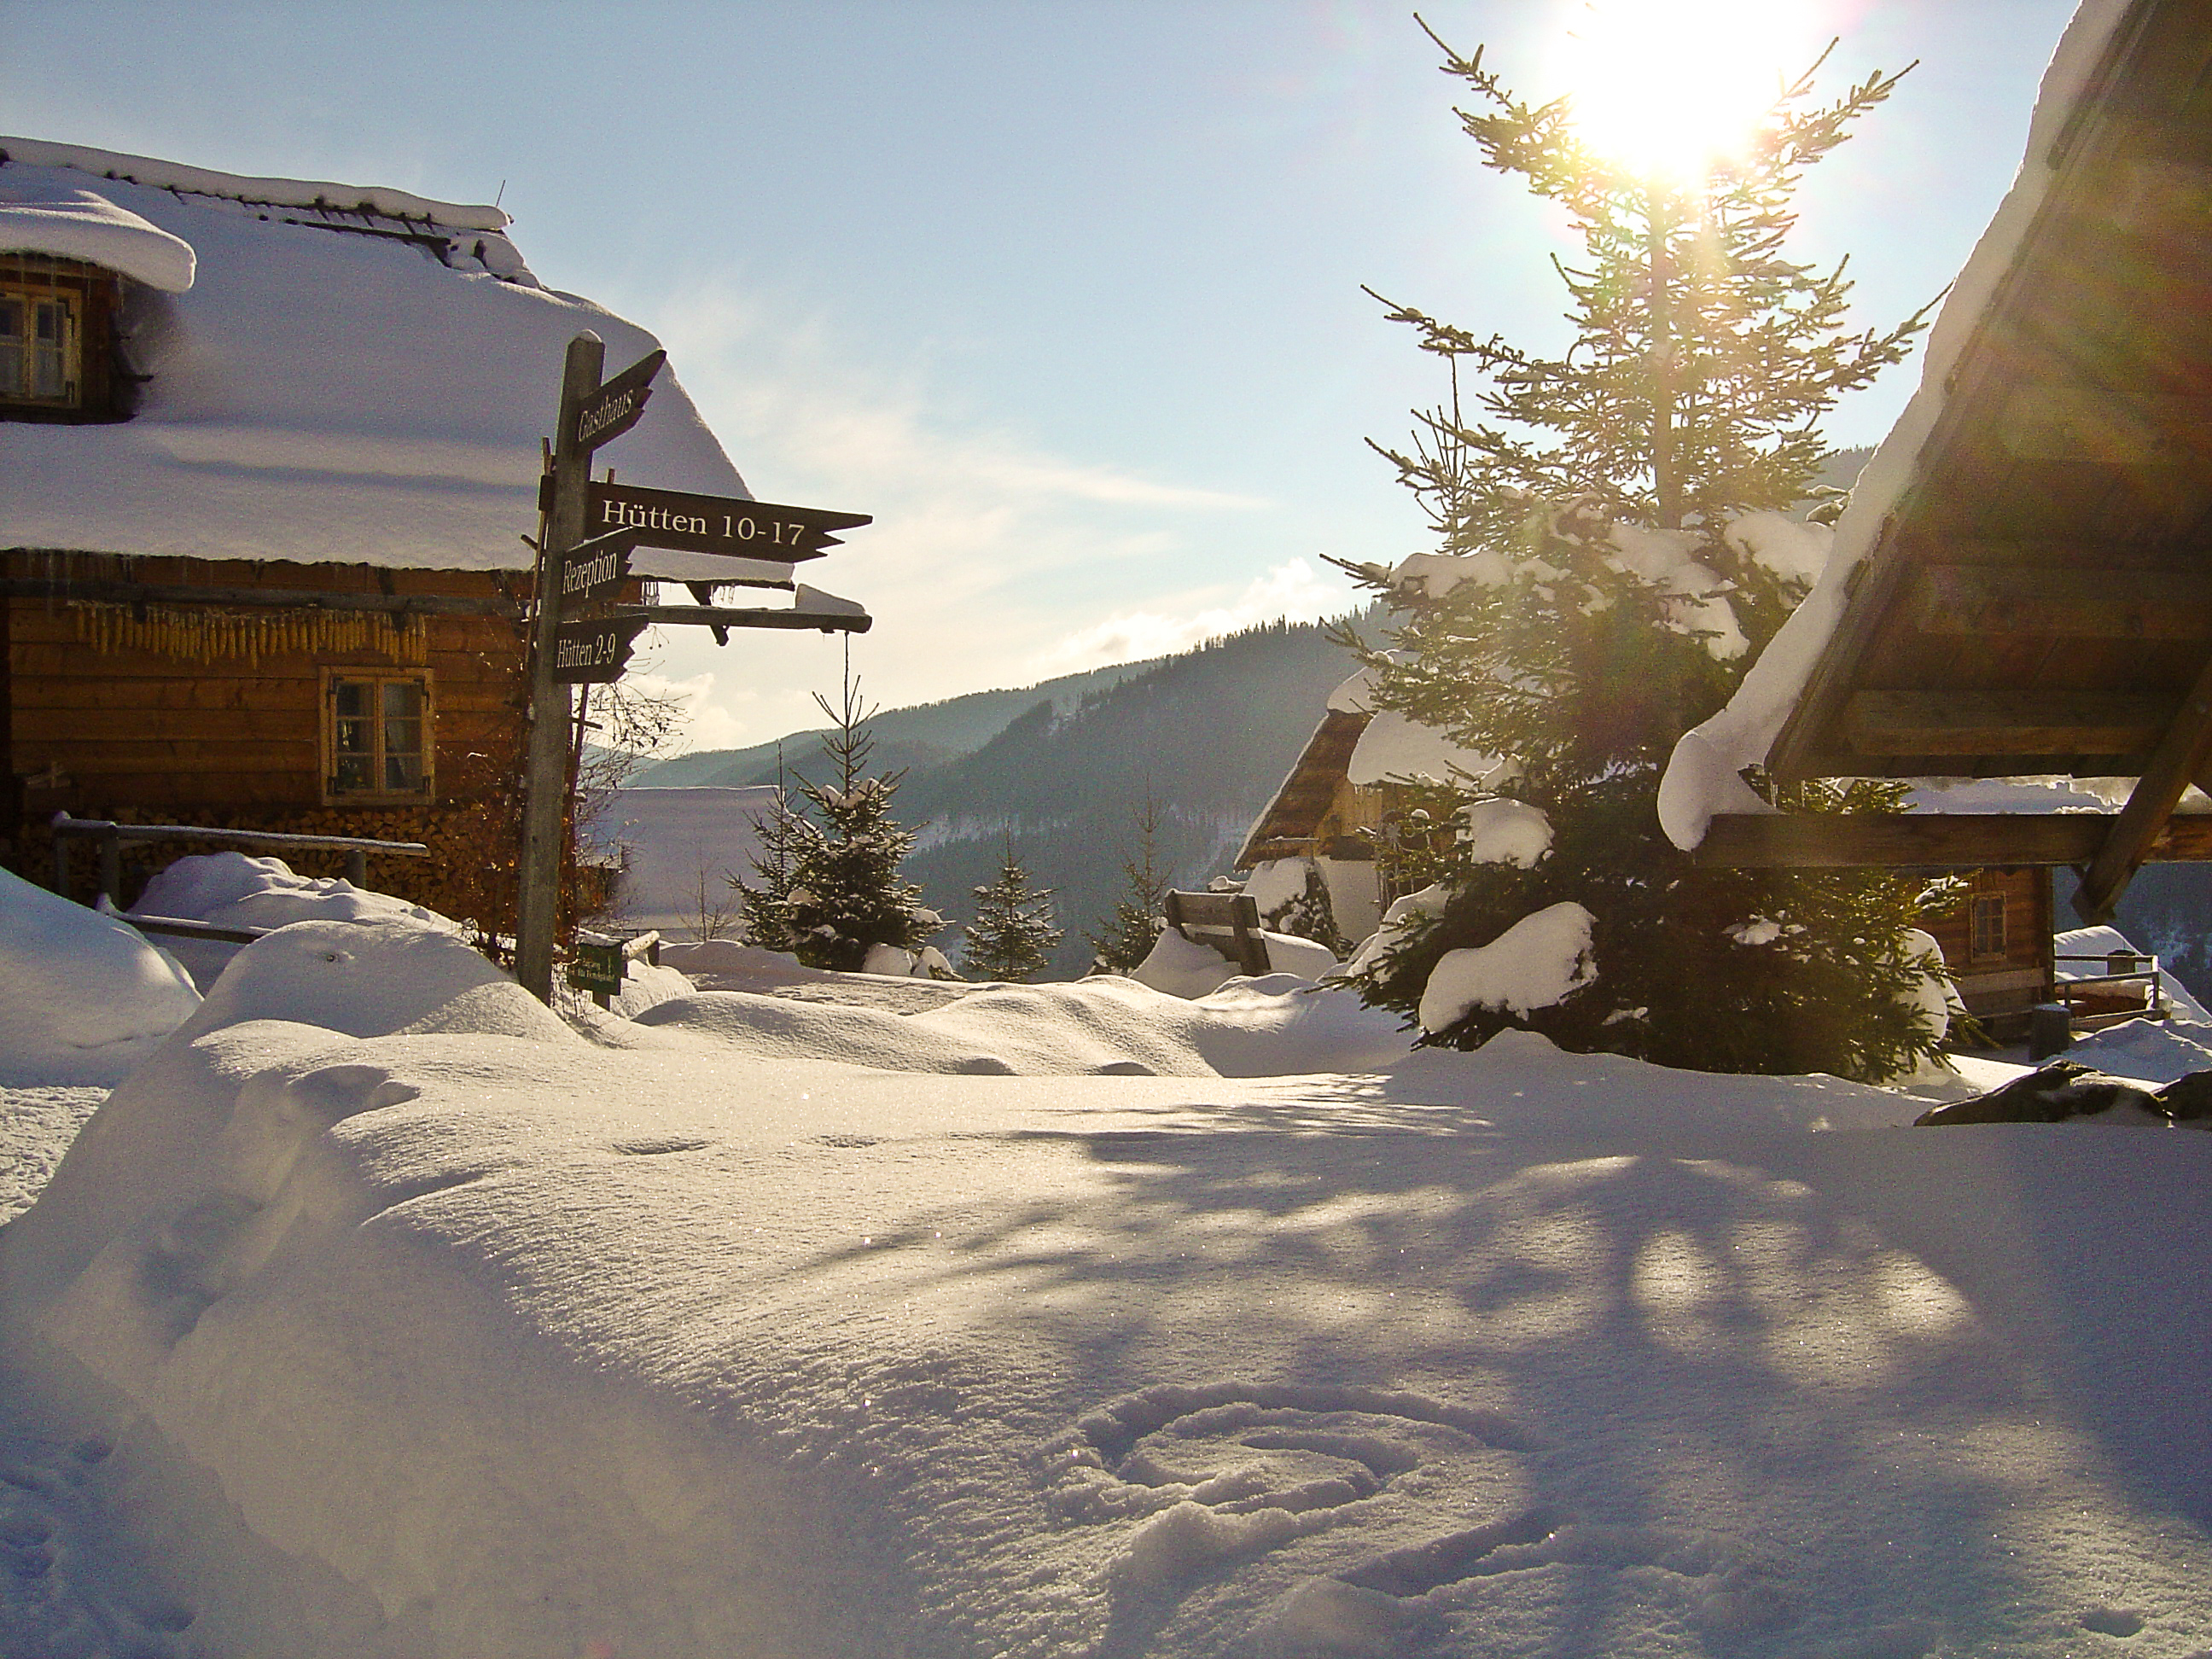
[1704,0,2212,919]
[1237,708,1370,867]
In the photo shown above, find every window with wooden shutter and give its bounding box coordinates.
[0,253,117,419]
[323,669,434,802]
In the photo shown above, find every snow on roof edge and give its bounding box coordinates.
[1655,0,2138,851]
[0,136,509,232]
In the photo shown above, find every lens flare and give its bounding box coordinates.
[1553,0,1826,183]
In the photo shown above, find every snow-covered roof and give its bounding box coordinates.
[0,138,795,588]
[0,183,195,291]
[1657,0,2138,848]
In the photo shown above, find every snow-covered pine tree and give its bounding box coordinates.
[732,755,806,954]
[1341,26,1949,1080]
[1086,796,1169,974]
[737,676,943,973]
[963,838,1064,982]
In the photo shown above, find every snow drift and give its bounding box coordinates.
[6,910,2212,1657]
[0,867,200,1085]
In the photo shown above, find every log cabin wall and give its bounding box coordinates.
[1920,865,2054,1022]
[4,551,532,921]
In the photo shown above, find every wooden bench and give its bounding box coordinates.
[1161,890,1270,977]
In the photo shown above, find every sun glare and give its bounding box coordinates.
[1556,0,1825,184]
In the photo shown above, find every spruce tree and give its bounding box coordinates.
[963,838,1064,982]
[1087,795,1170,975]
[735,675,942,973]
[1342,26,1948,1080]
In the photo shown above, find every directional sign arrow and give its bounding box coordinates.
[573,347,664,453]
[540,475,871,562]
[552,615,649,684]
[558,524,639,608]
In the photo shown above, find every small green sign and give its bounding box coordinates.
[569,940,624,996]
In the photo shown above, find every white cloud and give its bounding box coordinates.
[615,667,748,754]
[608,276,1342,755]
[1027,557,1348,678]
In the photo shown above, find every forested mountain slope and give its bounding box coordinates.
[632,658,1154,789]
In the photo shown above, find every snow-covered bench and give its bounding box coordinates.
[1161,889,1270,977]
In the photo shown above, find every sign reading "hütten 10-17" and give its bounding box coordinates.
[537,474,871,561]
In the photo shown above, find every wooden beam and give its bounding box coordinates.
[2075,648,2212,921]
[608,603,871,636]
[1843,690,2172,756]
[1912,565,2212,638]
[1697,812,2212,868]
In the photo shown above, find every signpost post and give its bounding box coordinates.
[512,331,875,1004]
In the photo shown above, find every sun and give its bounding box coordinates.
[1554,0,1827,185]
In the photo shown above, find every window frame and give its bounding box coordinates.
[1970,890,2008,961]
[320,667,436,806]
[0,253,114,421]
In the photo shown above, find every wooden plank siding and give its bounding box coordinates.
[5,552,533,918]
[1919,867,2055,1021]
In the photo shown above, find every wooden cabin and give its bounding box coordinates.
[1237,678,1502,941]
[0,137,812,923]
[1919,868,2057,1022]
[1237,709,1391,940]
[1669,0,2212,1030]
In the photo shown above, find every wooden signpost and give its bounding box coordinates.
[512,330,875,1003]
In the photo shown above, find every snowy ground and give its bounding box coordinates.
[3,876,2210,1657]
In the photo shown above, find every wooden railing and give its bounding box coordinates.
[50,813,431,906]
[2052,951,2166,1029]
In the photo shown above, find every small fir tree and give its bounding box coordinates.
[1342,25,1948,1080]
[1086,795,1170,974]
[734,764,806,954]
[735,676,941,972]
[963,838,1064,982]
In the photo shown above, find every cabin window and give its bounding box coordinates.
[0,285,81,408]
[0,253,122,421]
[1970,892,2007,959]
[323,671,434,801]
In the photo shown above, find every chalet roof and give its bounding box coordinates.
[0,138,795,591]
[1655,0,2212,918]
[1237,707,1370,867]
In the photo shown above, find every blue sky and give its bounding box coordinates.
[4,0,2079,750]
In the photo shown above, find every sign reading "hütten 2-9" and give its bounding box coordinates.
[537,475,871,561]
[553,615,649,684]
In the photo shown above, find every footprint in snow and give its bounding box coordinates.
[1043,1381,1796,1654]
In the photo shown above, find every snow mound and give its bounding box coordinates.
[0,182,195,289]
[1418,902,1597,1033]
[130,851,460,990]
[1241,858,1313,918]
[635,970,1407,1078]
[135,850,454,932]
[2062,1019,2212,1086]
[180,920,568,1046]
[18,1001,2208,1656]
[1458,798,1551,866]
[0,866,200,1086]
[1132,927,1340,999]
